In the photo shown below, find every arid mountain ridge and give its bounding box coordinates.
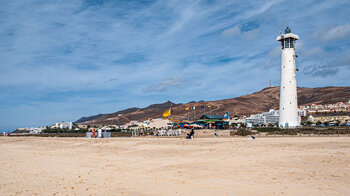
[75,86,350,125]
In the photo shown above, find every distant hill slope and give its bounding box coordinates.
[75,86,350,125]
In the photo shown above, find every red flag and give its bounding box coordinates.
[171,105,173,117]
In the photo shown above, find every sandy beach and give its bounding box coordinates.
[0,137,349,196]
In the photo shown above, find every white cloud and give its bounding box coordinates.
[313,23,350,42]
[222,25,241,37]
[303,47,325,57]
[221,25,261,40]
[143,76,186,93]
[267,46,281,56]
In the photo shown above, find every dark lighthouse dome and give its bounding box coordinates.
[285,27,291,34]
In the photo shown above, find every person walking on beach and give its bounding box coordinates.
[91,128,95,138]
[214,130,218,138]
[98,128,102,138]
[187,129,195,139]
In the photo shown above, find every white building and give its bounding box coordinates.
[298,110,307,117]
[53,121,73,129]
[277,27,300,128]
[17,127,46,134]
[29,127,46,133]
[245,109,306,126]
[245,109,280,126]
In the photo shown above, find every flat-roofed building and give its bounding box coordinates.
[245,109,279,126]
[53,121,73,129]
[308,115,350,123]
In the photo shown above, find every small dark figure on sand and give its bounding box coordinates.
[186,129,195,139]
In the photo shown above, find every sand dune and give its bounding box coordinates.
[0,137,349,195]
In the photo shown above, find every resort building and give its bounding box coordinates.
[245,109,279,126]
[245,109,306,126]
[308,115,350,123]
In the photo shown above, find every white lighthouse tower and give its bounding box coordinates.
[276,27,300,128]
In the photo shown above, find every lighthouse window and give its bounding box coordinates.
[290,39,294,48]
[285,38,290,48]
[281,40,284,49]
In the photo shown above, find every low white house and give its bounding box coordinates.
[17,127,46,134]
[52,121,73,129]
[30,127,46,133]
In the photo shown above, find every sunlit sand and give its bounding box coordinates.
[0,137,349,195]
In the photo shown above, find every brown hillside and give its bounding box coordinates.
[75,86,350,125]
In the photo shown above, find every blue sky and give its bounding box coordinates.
[1,0,350,131]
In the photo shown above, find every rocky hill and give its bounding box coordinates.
[75,86,350,125]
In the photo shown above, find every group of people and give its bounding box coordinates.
[187,129,219,139]
[153,129,255,139]
[89,128,104,138]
